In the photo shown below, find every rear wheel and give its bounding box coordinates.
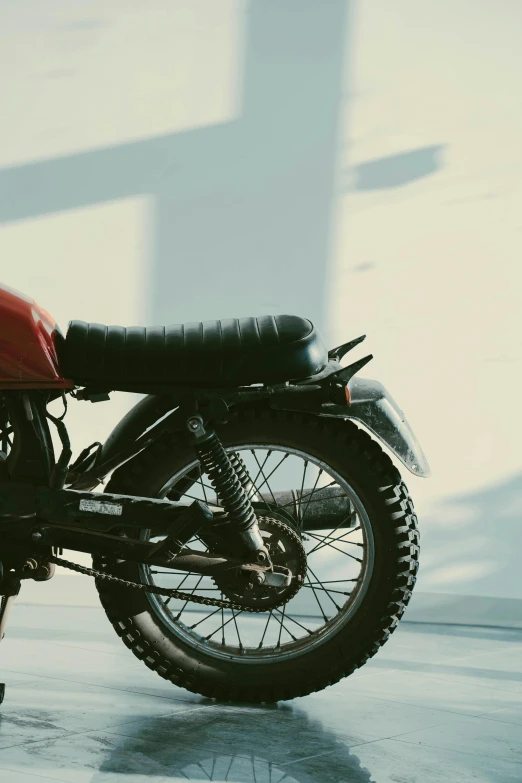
[94,408,419,702]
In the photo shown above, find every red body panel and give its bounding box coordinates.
[0,283,73,389]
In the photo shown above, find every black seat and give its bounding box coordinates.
[61,315,328,388]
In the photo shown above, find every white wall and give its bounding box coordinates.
[0,1,520,601]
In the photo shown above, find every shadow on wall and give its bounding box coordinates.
[90,702,373,783]
[0,2,446,337]
[351,145,445,190]
[418,472,522,599]
[0,1,351,332]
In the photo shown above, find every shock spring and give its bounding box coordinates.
[194,432,257,533]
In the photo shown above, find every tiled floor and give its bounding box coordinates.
[0,602,521,782]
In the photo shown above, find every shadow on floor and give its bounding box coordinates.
[92,702,374,783]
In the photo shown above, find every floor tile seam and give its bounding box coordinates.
[28,640,136,659]
[371,663,522,691]
[6,636,139,660]
[409,671,522,695]
[390,646,522,666]
[0,763,72,783]
[401,621,522,635]
[0,726,72,751]
[343,687,500,718]
[372,651,522,670]
[0,707,211,754]
[276,749,337,767]
[0,679,41,689]
[372,735,522,767]
[0,667,205,704]
[95,726,294,766]
[87,703,215,733]
[392,734,522,763]
[459,711,522,728]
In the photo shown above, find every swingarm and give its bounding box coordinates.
[0,485,290,587]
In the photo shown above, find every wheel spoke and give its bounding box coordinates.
[233,452,274,512]
[199,474,209,504]
[250,451,289,503]
[150,570,200,575]
[302,585,351,596]
[297,460,308,526]
[306,525,362,556]
[278,480,338,510]
[204,609,245,640]
[221,598,225,646]
[224,756,234,781]
[231,608,243,649]
[305,575,329,622]
[258,611,273,648]
[190,606,223,631]
[173,575,204,615]
[251,451,279,506]
[246,450,272,500]
[317,532,363,549]
[307,565,343,611]
[275,604,289,646]
[306,532,363,562]
[195,761,212,781]
[273,608,313,635]
[300,468,323,525]
[305,511,358,555]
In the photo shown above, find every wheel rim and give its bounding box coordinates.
[138,444,375,664]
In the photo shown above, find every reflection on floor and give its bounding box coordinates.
[0,603,521,783]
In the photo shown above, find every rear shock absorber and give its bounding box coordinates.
[186,415,267,559]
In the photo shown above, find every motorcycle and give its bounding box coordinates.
[0,281,430,705]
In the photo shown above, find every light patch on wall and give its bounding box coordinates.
[0,196,150,327]
[0,0,244,166]
[0,196,150,478]
[423,561,499,588]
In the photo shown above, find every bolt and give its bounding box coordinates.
[252,572,265,586]
[31,531,43,542]
[187,418,201,432]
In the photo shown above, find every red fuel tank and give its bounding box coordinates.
[0,283,73,389]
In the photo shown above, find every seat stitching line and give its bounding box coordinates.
[102,324,107,379]
[160,326,165,380]
[123,325,127,381]
[272,315,280,344]
[200,321,204,377]
[181,322,185,381]
[218,320,223,379]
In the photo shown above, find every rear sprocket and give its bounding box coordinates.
[212,516,307,609]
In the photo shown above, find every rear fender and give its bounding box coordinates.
[336,377,431,477]
[93,380,431,483]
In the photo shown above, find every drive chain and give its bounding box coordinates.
[49,518,306,614]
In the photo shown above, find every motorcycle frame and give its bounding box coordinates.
[0,341,430,579]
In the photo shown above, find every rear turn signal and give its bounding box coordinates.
[345,385,351,405]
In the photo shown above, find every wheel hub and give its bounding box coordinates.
[213,516,307,609]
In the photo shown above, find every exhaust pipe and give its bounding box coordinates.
[258,487,356,531]
[205,486,356,531]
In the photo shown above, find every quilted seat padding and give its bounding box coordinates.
[61,315,328,388]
